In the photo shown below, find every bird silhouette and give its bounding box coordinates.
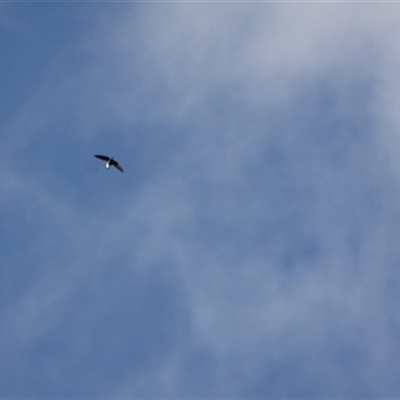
[94,154,124,172]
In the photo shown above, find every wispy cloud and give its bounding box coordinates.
[2,2,400,398]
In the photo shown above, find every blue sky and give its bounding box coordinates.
[2,2,400,398]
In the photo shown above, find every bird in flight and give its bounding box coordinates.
[94,154,124,172]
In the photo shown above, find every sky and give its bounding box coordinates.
[2,1,400,398]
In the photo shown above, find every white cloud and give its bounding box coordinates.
[103,3,400,396]
[3,2,400,397]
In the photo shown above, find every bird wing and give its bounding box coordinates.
[94,154,110,161]
[111,160,124,172]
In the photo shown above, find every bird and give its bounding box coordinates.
[94,154,124,172]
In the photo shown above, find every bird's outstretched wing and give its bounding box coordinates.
[111,160,124,172]
[95,154,110,161]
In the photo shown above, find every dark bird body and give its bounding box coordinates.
[94,155,124,172]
